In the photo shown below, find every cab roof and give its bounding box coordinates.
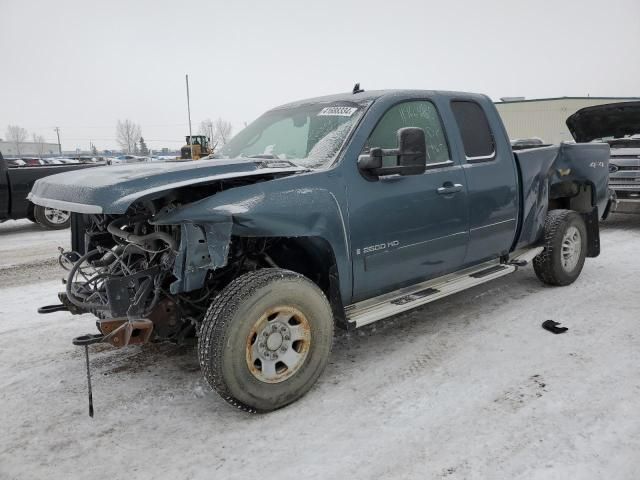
[271,89,489,111]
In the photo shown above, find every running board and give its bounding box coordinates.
[346,260,516,328]
[509,246,544,266]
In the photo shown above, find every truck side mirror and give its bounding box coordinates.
[358,127,428,177]
[396,127,428,174]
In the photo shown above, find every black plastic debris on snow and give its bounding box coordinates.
[542,320,568,334]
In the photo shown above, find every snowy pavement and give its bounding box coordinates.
[0,215,639,479]
[0,219,69,288]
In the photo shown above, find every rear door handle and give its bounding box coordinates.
[437,183,463,195]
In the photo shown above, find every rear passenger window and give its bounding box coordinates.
[451,101,495,159]
[365,101,450,165]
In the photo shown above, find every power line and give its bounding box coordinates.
[15,123,190,129]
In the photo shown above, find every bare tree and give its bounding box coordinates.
[32,133,47,158]
[6,125,28,155]
[214,118,233,145]
[198,118,214,139]
[116,119,142,153]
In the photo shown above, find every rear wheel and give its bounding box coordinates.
[34,205,71,229]
[198,268,334,412]
[533,209,587,286]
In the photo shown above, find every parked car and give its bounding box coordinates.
[0,151,100,229]
[567,101,640,214]
[107,155,150,165]
[31,89,611,411]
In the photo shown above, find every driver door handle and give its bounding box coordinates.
[437,183,463,195]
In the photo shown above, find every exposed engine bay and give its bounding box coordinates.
[58,199,277,348]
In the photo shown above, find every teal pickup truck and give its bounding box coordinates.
[30,88,611,411]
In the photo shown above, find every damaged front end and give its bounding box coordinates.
[47,199,276,349]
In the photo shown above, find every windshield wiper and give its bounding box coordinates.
[247,154,277,159]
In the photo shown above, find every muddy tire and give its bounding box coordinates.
[34,205,71,229]
[198,268,334,412]
[533,209,587,286]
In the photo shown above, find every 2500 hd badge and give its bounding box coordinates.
[357,240,400,255]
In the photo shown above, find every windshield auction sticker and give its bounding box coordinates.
[317,106,358,117]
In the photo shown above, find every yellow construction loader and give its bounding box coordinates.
[180,135,212,160]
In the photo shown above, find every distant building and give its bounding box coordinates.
[495,97,640,144]
[0,140,60,157]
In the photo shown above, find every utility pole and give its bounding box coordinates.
[185,74,194,160]
[54,127,62,155]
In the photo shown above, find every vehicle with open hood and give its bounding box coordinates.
[30,89,611,411]
[567,101,640,214]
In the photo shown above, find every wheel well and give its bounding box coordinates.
[549,181,594,213]
[262,236,349,329]
[547,181,600,258]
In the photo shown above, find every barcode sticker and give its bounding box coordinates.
[317,106,358,117]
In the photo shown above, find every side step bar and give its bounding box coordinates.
[345,259,517,328]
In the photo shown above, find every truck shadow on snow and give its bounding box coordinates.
[76,215,638,412]
[0,219,49,235]
[600,212,640,231]
[82,270,543,412]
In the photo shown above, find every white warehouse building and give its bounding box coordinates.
[0,140,60,157]
[495,96,640,144]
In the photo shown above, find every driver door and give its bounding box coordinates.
[348,100,469,301]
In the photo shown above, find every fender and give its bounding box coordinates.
[153,173,353,302]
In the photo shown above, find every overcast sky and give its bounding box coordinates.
[1,0,639,152]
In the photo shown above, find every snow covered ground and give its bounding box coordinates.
[0,216,638,480]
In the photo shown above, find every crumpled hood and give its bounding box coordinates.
[29,158,306,214]
[566,101,640,143]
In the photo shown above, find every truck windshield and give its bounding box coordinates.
[214,102,366,169]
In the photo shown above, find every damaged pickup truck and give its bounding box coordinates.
[30,89,611,412]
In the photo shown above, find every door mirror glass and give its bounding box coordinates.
[397,127,427,173]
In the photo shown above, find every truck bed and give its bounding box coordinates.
[513,142,610,250]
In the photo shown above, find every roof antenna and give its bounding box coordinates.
[352,83,364,94]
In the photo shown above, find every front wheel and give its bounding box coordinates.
[198,268,334,412]
[533,209,587,286]
[34,205,71,229]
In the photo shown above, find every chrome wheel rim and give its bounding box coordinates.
[561,225,582,272]
[44,207,70,225]
[246,306,311,384]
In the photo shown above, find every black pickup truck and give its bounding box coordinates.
[0,152,99,229]
[31,89,611,412]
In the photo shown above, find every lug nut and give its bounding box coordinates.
[284,335,290,340]
[280,346,287,352]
